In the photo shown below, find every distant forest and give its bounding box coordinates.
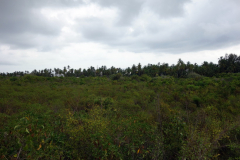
[1,53,240,78]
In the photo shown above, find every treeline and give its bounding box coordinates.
[1,53,240,78]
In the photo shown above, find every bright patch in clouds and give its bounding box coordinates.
[40,3,118,22]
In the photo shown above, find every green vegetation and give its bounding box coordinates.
[1,73,240,159]
[1,54,240,159]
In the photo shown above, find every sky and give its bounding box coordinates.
[0,0,240,72]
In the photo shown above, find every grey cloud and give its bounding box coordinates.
[0,60,17,66]
[74,17,125,43]
[1,0,83,9]
[0,1,61,33]
[0,0,83,50]
[1,33,57,50]
[90,0,144,25]
[0,0,240,55]
[143,0,191,18]
[76,0,240,53]
[90,0,191,25]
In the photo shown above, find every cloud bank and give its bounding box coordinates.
[0,0,240,72]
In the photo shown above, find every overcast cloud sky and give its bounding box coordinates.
[0,0,240,72]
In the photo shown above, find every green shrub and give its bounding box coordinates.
[10,77,18,81]
[140,74,151,81]
[192,95,202,107]
[187,72,202,78]
[0,75,240,159]
[110,73,122,80]
[131,75,140,82]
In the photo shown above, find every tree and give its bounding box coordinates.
[176,59,186,78]
[218,53,240,73]
[131,64,137,75]
[137,63,142,76]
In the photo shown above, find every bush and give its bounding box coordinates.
[10,77,18,81]
[110,73,122,80]
[131,75,140,82]
[192,95,202,107]
[140,74,151,81]
[187,72,202,78]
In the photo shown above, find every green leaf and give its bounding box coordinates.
[14,125,21,130]
[26,128,30,133]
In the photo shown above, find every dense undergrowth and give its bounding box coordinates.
[0,74,240,159]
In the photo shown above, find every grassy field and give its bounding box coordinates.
[0,74,240,159]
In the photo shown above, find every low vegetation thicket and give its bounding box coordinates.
[0,74,240,159]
